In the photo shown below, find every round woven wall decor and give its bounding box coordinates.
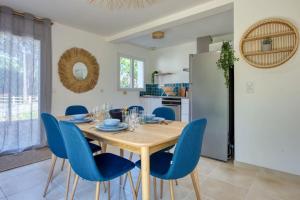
[240,18,299,68]
[58,48,99,93]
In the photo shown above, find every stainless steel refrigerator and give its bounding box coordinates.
[189,52,230,161]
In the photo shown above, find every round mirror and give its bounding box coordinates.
[73,62,88,80]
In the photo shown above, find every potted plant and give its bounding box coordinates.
[261,37,272,51]
[216,41,239,87]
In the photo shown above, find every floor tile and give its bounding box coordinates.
[197,158,220,177]
[0,168,49,196]
[250,174,300,200]
[245,185,283,200]
[6,183,64,200]
[201,177,248,200]
[0,187,6,199]
[209,165,258,189]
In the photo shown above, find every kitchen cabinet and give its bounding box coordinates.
[181,98,190,123]
[140,97,162,114]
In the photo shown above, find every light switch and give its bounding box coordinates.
[246,81,255,94]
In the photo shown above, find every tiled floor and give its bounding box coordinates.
[0,146,300,200]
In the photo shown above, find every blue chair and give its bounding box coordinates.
[65,105,94,142]
[122,105,144,188]
[153,107,176,153]
[128,105,144,112]
[41,113,101,199]
[153,107,175,121]
[59,121,137,200]
[65,105,89,115]
[135,118,207,200]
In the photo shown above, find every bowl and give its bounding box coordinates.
[103,119,120,127]
[144,114,155,121]
[72,114,87,120]
[109,109,123,122]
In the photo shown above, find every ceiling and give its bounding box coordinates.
[126,10,233,49]
[1,0,213,36]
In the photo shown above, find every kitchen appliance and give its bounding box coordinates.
[190,52,233,161]
[161,97,181,121]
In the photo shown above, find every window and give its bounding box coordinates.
[119,55,144,90]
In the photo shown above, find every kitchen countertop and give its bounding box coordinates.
[140,95,189,99]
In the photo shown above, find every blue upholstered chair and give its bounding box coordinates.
[128,105,144,112]
[153,107,176,153]
[135,118,207,200]
[59,121,137,200]
[65,105,95,143]
[153,107,175,120]
[41,113,101,199]
[65,105,89,115]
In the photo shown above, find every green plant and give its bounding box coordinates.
[216,41,239,87]
[151,70,159,84]
[262,37,272,44]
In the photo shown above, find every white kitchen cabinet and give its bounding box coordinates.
[181,98,190,122]
[140,97,162,114]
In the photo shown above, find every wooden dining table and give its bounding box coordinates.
[59,117,201,200]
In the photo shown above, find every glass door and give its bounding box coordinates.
[0,31,42,154]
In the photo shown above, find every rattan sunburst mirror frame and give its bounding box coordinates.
[240,18,299,68]
[58,48,99,93]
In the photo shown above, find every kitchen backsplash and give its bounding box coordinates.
[140,83,189,96]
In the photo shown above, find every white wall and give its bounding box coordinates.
[234,0,300,175]
[150,42,196,84]
[52,23,151,115]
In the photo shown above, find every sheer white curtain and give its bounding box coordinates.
[0,6,52,154]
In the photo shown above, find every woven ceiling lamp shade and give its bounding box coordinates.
[90,0,159,9]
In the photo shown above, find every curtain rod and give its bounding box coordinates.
[2,9,53,25]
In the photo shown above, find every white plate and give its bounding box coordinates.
[145,117,165,124]
[64,118,93,124]
[95,123,128,132]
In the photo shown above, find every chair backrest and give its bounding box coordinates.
[128,106,144,112]
[152,107,175,120]
[65,105,89,115]
[59,121,102,181]
[41,113,67,158]
[164,118,207,179]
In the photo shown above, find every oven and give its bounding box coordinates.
[161,97,181,121]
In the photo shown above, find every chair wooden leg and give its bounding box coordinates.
[153,177,157,200]
[101,142,107,153]
[169,180,175,200]
[65,163,72,200]
[43,154,57,197]
[119,149,124,186]
[135,171,142,195]
[128,172,137,200]
[123,152,134,189]
[175,179,178,186]
[190,170,201,200]
[160,179,163,199]
[107,181,111,200]
[103,181,107,193]
[70,175,79,200]
[61,159,65,171]
[95,182,100,200]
